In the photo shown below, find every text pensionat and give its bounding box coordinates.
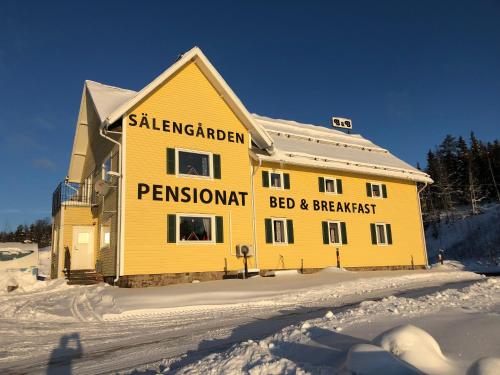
[137,183,248,206]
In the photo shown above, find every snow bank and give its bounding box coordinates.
[373,324,455,374]
[170,278,500,374]
[0,270,38,293]
[37,246,52,278]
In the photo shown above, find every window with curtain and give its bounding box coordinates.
[273,219,286,243]
[270,173,282,188]
[325,179,336,193]
[178,151,210,177]
[376,224,387,244]
[179,216,212,241]
[329,222,341,244]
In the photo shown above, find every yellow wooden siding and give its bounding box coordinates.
[253,161,426,270]
[123,62,254,275]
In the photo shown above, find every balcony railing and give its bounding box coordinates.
[52,180,97,216]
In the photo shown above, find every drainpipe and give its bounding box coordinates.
[99,124,122,284]
[417,183,429,268]
[250,163,259,269]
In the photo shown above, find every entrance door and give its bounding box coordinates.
[72,226,94,270]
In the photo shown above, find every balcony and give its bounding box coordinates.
[52,180,97,216]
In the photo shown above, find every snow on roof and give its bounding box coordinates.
[252,114,432,183]
[85,80,137,122]
[80,64,431,183]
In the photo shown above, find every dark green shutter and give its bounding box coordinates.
[382,184,387,198]
[386,224,392,244]
[337,179,343,194]
[265,219,273,243]
[167,148,176,174]
[322,221,329,244]
[318,177,325,192]
[167,214,176,243]
[283,173,290,189]
[213,154,221,179]
[366,182,372,197]
[216,216,223,243]
[340,222,347,244]
[262,171,269,187]
[287,219,294,244]
[370,223,377,244]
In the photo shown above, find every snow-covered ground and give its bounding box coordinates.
[425,204,500,273]
[0,267,497,374]
[168,278,499,375]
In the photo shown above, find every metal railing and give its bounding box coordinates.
[52,180,97,216]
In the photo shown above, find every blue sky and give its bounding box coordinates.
[1,0,499,228]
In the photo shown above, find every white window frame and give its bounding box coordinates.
[271,217,288,245]
[375,222,389,246]
[369,182,383,199]
[100,219,111,249]
[323,178,338,194]
[327,220,343,245]
[102,154,112,182]
[177,213,216,245]
[268,171,284,190]
[176,148,214,180]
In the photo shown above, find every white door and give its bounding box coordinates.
[72,226,94,270]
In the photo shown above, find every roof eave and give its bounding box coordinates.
[251,151,433,184]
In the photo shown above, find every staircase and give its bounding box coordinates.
[67,269,104,285]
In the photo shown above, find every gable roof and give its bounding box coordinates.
[86,80,137,122]
[102,46,274,150]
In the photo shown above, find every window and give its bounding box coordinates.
[370,223,392,245]
[179,215,213,242]
[262,171,290,189]
[100,220,111,248]
[329,222,341,244]
[318,177,343,194]
[167,148,221,179]
[273,219,286,243]
[264,218,294,244]
[270,173,282,188]
[102,156,112,182]
[325,179,336,193]
[77,232,89,244]
[322,221,347,245]
[376,224,386,243]
[178,150,211,177]
[168,214,223,243]
[366,182,387,198]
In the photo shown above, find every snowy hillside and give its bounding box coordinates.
[425,204,500,267]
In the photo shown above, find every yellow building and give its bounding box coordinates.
[51,47,432,287]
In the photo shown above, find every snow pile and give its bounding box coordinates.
[37,246,52,278]
[0,270,38,293]
[170,279,500,374]
[373,324,454,374]
[0,275,118,321]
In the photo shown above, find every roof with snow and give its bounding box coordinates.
[68,47,432,184]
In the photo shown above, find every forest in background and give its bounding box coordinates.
[420,132,500,226]
[0,218,52,248]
